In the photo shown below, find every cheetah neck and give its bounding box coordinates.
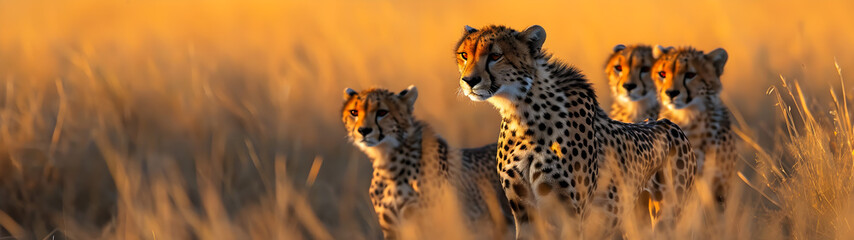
[662,94,732,154]
[366,121,453,182]
[610,93,660,122]
[662,94,722,126]
[366,122,425,178]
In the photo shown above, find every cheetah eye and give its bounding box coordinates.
[349,110,358,117]
[640,66,650,73]
[376,110,389,117]
[684,72,697,79]
[459,52,468,60]
[658,71,667,78]
[489,53,502,61]
[614,65,623,72]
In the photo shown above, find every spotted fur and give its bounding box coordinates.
[605,44,661,123]
[652,46,736,204]
[454,25,697,238]
[342,86,509,239]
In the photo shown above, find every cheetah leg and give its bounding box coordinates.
[711,173,729,208]
[645,169,681,232]
[648,197,661,228]
[584,179,622,239]
[509,200,537,240]
[649,166,695,234]
[380,229,397,240]
[644,170,665,228]
[500,171,539,240]
[378,215,398,240]
[713,152,736,208]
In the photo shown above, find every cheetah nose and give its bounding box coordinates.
[358,127,373,136]
[622,83,637,91]
[665,90,680,98]
[462,76,482,88]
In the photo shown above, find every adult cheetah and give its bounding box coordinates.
[652,46,736,204]
[454,25,696,238]
[342,86,509,239]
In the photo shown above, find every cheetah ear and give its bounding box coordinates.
[653,45,673,59]
[398,85,418,108]
[517,25,546,53]
[613,44,626,53]
[464,25,478,33]
[343,88,358,100]
[705,48,728,77]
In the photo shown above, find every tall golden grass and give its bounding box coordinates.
[0,0,853,239]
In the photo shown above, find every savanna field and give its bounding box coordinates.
[1,0,854,239]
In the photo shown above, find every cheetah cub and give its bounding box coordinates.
[342,86,509,239]
[605,44,661,123]
[652,46,736,204]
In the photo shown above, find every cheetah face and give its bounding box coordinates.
[341,86,417,149]
[606,44,656,103]
[454,25,544,102]
[652,46,727,110]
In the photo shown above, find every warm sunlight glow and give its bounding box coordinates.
[0,0,853,239]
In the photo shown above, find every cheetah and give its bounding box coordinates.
[606,44,677,225]
[342,86,510,239]
[652,46,736,204]
[605,44,662,123]
[454,25,697,238]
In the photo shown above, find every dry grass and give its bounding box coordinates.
[0,0,853,239]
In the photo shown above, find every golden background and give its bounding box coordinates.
[0,0,852,239]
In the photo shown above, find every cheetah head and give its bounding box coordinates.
[341,86,418,149]
[606,44,657,102]
[652,46,727,110]
[454,25,544,102]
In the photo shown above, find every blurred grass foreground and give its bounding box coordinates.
[1,0,854,239]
